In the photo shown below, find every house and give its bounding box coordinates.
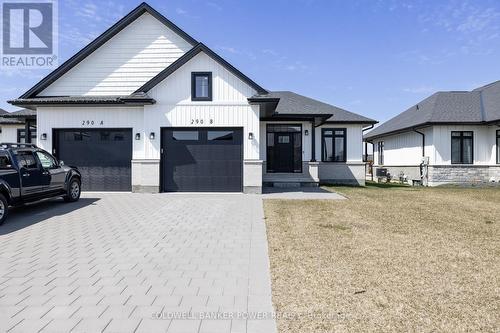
[0,108,37,143]
[364,81,500,186]
[9,2,376,193]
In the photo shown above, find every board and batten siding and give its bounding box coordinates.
[432,125,497,165]
[0,124,24,143]
[144,51,260,160]
[372,128,433,166]
[39,13,192,96]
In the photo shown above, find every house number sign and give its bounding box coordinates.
[81,120,104,126]
[190,118,214,125]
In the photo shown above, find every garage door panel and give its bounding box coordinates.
[55,129,132,192]
[162,128,243,192]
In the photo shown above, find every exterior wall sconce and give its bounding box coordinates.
[304,130,309,136]
[135,133,141,140]
[149,132,155,140]
[40,133,47,140]
[248,132,254,140]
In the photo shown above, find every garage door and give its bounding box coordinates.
[54,129,132,191]
[162,128,243,192]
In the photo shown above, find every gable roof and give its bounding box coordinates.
[135,43,268,95]
[365,81,500,140]
[0,108,9,116]
[249,91,377,123]
[2,108,36,118]
[19,2,198,99]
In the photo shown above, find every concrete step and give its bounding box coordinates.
[272,182,301,188]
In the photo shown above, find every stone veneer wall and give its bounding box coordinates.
[428,165,500,186]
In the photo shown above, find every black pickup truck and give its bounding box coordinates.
[0,143,81,225]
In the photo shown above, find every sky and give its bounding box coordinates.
[2,0,500,124]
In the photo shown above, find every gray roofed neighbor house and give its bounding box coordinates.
[2,108,37,118]
[365,80,500,140]
[250,91,377,123]
[0,108,9,116]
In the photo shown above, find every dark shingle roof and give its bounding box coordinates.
[250,91,376,123]
[365,81,500,140]
[0,108,9,115]
[8,93,155,108]
[0,117,24,124]
[2,108,36,118]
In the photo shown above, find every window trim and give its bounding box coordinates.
[451,131,474,165]
[377,141,384,166]
[321,128,347,163]
[496,130,500,165]
[191,72,213,101]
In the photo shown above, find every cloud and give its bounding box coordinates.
[403,86,436,94]
[216,46,256,60]
[206,2,222,11]
[176,8,188,15]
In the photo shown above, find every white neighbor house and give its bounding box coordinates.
[365,81,500,186]
[0,109,37,144]
[10,2,376,193]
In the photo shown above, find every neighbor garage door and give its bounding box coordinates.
[54,129,133,191]
[162,128,243,192]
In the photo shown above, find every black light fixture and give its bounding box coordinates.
[135,133,141,140]
[149,132,155,140]
[304,129,309,136]
[248,132,254,140]
[40,133,47,140]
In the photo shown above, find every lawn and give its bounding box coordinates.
[263,183,500,333]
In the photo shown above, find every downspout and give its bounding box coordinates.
[413,128,427,185]
[362,124,375,181]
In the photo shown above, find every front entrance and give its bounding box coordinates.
[266,124,302,173]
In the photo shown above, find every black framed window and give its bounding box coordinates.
[172,131,199,141]
[17,128,37,143]
[377,141,384,165]
[496,130,500,164]
[191,72,212,101]
[322,128,346,162]
[451,131,473,164]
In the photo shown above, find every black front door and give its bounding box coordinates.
[266,124,302,173]
[273,133,294,173]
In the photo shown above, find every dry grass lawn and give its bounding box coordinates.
[263,183,500,333]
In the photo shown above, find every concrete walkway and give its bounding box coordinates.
[0,193,276,333]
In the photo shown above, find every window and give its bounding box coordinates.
[191,72,212,101]
[172,131,199,141]
[16,151,38,169]
[17,128,37,143]
[0,155,12,169]
[208,131,233,141]
[322,128,346,162]
[451,131,473,164]
[497,130,500,164]
[377,141,384,165]
[36,151,57,169]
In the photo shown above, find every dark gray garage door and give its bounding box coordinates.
[162,128,243,192]
[54,129,132,191]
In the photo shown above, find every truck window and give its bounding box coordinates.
[0,155,12,169]
[16,151,38,169]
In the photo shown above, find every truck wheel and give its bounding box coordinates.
[0,193,9,225]
[64,178,81,203]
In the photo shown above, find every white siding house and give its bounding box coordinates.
[366,83,500,186]
[10,3,376,193]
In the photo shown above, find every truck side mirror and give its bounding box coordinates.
[59,160,65,166]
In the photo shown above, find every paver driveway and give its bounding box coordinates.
[0,193,276,333]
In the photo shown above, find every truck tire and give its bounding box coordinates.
[0,193,9,225]
[64,178,81,203]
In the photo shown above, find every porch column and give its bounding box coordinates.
[25,119,31,144]
[310,120,316,162]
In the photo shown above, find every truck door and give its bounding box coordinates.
[15,151,45,197]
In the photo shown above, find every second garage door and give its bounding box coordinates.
[162,128,243,192]
[53,129,133,191]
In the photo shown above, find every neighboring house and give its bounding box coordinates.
[0,108,36,143]
[365,81,500,186]
[9,2,375,193]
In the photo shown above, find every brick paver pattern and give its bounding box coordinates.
[0,193,276,333]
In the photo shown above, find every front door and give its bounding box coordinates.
[266,124,302,173]
[273,133,294,173]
